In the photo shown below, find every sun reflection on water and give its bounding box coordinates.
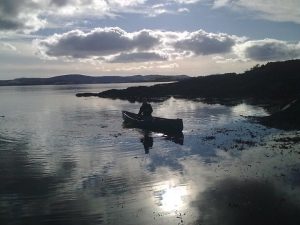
[154,181,189,212]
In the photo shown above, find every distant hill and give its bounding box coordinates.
[0,74,189,86]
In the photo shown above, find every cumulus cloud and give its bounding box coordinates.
[236,39,300,61]
[109,52,168,63]
[36,28,244,62]
[174,30,240,55]
[36,27,300,64]
[36,27,160,59]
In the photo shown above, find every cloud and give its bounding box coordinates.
[0,0,45,32]
[36,27,160,59]
[212,0,234,8]
[36,28,242,62]
[212,0,300,24]
[0,0,196,33]
[178,8,190,13]
[0,42,17,51]
[36,27,300,64]
[172,0,201,4]
[0,18,23,30]
[236,39,300,61]
[109,52,168,63]
[109,0,147,7]
[1,0,300,35]
[50,0,69,7]
[174,30,239,55]
[0,0,120,33]
[157,63,179,69]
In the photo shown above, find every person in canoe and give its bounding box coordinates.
[138,99,153,118]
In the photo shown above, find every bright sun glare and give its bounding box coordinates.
[157,185,188,212]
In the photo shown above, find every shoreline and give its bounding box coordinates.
[76,60,300,130]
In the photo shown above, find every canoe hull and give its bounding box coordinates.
[122,111,183,134]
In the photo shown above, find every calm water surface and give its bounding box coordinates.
[0,84,299,225]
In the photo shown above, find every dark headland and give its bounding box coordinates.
[77,59,300,130]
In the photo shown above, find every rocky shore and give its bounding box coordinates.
[76,60,300,130]
[257,99,300,130]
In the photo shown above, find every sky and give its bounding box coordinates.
[0,0,300,79]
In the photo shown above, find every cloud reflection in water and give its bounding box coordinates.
[1,85,300,225]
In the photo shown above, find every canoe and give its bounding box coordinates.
[122,111,183,134]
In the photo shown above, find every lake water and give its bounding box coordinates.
[0,83,300,225]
